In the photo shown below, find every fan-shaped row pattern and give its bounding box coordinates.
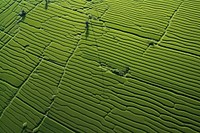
[0,0,200,133]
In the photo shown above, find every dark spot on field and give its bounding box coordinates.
[111,66,130,76]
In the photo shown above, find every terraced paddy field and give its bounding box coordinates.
[0,0,200,133]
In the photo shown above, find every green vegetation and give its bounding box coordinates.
[0,0,200,133]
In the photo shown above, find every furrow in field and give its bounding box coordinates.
[0,81,17,115]
[29,5,90,130]
[58,87,159,132]
[65,25,198,132]
[47,49,199,132]
[0,2,20,49]
[16,60,63,113]
[1,0,200,133]
[1,88,79,133]
[0,0,41,39]
[53,94,115,133]
[101,0,182,40]
[147,47,200,74]
[13,29,50,56]
[17,16,82,69]
[0,1,17,25]
[0,0,14,14]
[0,98,43,133]
[49,106,94,133]
[0,58,42,120]
[80,28,200,102]
[22,8,86,65]
[70,57,177,106]
[0,31,13,47]
[159,0,200,56]
[96,45,200,94]
[36,2,87,23]
[100,35,200,81]
[1,47,34,73]
[38,117,76,133]
[0,39,39,87]
[64,56,176,111]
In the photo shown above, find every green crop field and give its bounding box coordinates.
[0,0,200,132]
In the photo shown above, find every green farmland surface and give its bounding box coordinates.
[0,0,200,132]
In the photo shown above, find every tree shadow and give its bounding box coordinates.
[45,0,49,9]
[85,21,90,38]
[17,10,26,23]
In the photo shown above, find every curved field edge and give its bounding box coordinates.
[0,0,200,133]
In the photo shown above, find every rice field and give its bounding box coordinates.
[0,0,200,133]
